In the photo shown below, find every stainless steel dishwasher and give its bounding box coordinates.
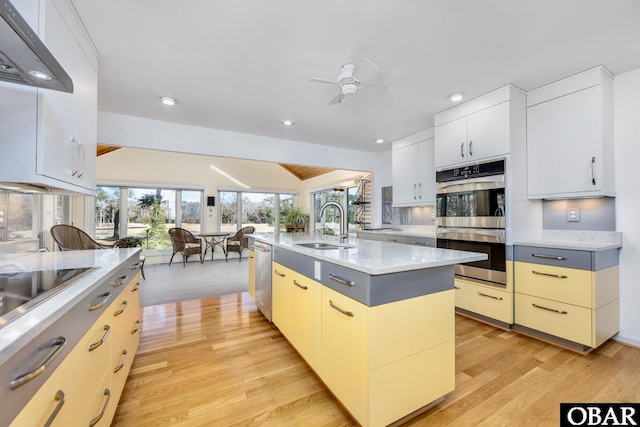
[251,241,272,321]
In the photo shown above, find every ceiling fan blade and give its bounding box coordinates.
[352,58,379,82]
[309,78,337,85]
[328,92,342,105]
[358,83,387,99]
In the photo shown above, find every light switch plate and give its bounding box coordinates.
[567,208,580,222]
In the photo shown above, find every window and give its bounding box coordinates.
[95,185,203,249]
[219,190,295,233]
[0,193,33,241]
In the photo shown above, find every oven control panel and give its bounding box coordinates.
[436,159,505,182]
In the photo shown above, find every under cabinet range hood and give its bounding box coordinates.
[0,0,73,92]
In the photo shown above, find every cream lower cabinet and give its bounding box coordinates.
[248,250,256,299]
[319,287,455,427]
[10,272,141,426]
[514,245,619,350]
[272,263,320,369]
[454,261,514,326]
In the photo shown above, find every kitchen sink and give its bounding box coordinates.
[294,242,355,250]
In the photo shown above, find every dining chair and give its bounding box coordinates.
[50,224,111,251]
[168,228,204,267]
[225,226,256,262]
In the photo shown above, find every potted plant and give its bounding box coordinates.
[282,207,309,233]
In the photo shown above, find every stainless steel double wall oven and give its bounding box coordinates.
[436,159,507,286]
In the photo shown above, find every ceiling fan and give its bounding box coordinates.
[309,59,387,105]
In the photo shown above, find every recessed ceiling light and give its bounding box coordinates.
[159,96,178,106]
[29,70,52,81]
[281,120,294,126]
[375,137,385,144]
[449,93,464,102]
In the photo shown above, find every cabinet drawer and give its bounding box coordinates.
[515,293,592,346]
[514,245,592,269]
[455,278,513,324]
[515,262,592,308]
[321,262,369,305]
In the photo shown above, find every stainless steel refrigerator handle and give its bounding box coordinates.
[532,303,568,315]
[532,254,567,261]
[532,270,568,279]
[9,336,67,390]
[329,300,354,317]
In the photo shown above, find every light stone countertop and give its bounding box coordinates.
[0,248,140,364]
[515,230,622,252]
[250,232,486,275]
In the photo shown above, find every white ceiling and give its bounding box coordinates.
[72,0,640,153]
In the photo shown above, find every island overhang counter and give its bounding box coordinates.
[247,233,486,427]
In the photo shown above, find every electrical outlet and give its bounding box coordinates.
[567,208,580,222]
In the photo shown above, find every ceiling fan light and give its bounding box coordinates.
[449,93,464,102]
[342,83,357,95]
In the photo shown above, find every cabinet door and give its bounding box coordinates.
[527,86,603,197]
[434,116,467,167]
[466,101,510,161]
[392,143,419,205]
[272,264,319,368]
[319,286,368,423]
[248,250,256,299]
[416,138,435,204]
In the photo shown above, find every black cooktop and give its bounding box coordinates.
[0,266,97,328]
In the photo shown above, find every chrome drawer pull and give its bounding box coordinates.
[454,286,461,290]
[10,337,66,390]
[293,279,308,290]
[532,270,568,279]
[112,275,128,287]
[532,254,567,261]
[329,274,355,287]
[329,300,354,317]
[131,320,140,334]
[274,269,285,277]
[89,292,111,311]
[89,389,111,427]
[114,300,129,316]
[477,292,503,301]
[532,303,568,315]
[114,350,128,373]
[43,390,66,427]
[89,325,111,352]
[130,262,141,270]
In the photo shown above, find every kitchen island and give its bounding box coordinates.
[0,248,142,426]
[248,233,485,427]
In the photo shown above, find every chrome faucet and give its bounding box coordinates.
[319,201,348,242]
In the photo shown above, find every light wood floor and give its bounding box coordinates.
[112,293,640,427]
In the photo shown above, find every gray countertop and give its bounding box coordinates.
[250,232,486,275]
[357,226,436,238]
[0,248,140,364]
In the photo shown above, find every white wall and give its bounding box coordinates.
[614,67,640,346]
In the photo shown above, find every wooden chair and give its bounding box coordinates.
[50,224,111,251]
[168,228,203,267]
[225,226,256,262]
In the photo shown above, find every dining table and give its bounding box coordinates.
[199,232,230,260]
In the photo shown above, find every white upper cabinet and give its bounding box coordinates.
[434,86,515,168]
[0,0,97,195]
[526,67,614,199]
[392,128,435,206]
